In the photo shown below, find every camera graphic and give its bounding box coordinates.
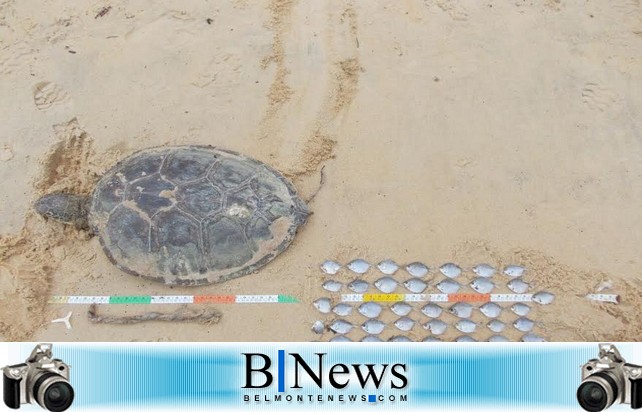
[3,343,74,412]
[578,343,642,411]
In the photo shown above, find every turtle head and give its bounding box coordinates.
[34,192,91,230]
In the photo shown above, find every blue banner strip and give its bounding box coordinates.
[4,342,627,410]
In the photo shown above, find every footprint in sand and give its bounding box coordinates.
[581,81,619,112]
[426,0,469,21]
[0,145,13,161]
[32,81,69,110]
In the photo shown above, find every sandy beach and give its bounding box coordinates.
[1,0,641,342]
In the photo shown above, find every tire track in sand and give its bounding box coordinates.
[261,0,296,125]
[259,0,362,198]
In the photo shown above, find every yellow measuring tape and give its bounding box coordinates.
[362,294,406,302]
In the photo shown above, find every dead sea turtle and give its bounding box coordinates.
[34,145,309,285]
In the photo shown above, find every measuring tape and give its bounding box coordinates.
[49,295,299,305]
[341,293,535,303]
[586,294,620,303]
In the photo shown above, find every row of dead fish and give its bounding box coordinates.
[321,259,527,278]
[324,333,545,343]
[314,299,539,319]
[322,277,554,300]
[312,318,543,340]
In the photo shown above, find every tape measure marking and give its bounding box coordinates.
[449,293,490,302]
[152,296,195,304]
[278,295,299,303]
[109,296,152,304]
[586,294,620,303]
[194,295,234,304]
[342,293,534,303]
[489,294,533,302]
[428,294,449,302]
[66,296,109,304]
[405,294,435,302]
[236,295,278,304]
[50,295,299,304]
[363,294,405,302]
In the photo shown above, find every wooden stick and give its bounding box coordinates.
[87,304,222,325]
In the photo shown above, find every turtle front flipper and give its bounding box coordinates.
[34,192,91,231]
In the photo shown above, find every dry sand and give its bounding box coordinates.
[0,0,641,342]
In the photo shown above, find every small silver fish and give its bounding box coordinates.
[449,302,474,318]
[532,291,555,305]
[456,335,477,342]
[424,319,448,335]
[479,302,502,318]
[406,262,429,277]
[470,277,495,294]
[440,263,462,278]
[437,279,461,294]
[389,335,413,342]
[332,303,353,317]
[473,264,496,278]
[391,302,413,316]
[521,333,545,342]
[421,303,443,318]
[377,259,399,275]
[321,260,341,275]
[422,336,442,342]
[403,278,428,293]
[330,335,352,342]
[488,335,510,342]
[358,302,382,318]
[394,316,415,332]
[361,335,383,342]
[323,280,342,292]
[348,279,369,293]
[487,319,506,333]
[362,319,386,335]
[311,320,324,334]
[507,278,529,293]
[456,319,477,333]
[503,265,526,277]
[313,298,331,314]
[347,259,370,274]
[514,317,535,332]
[374,276,398,293]
[330,319,353,334]
[510,303,531,317]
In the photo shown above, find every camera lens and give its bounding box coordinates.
[33,373,74,412]
[577,373,618,412]
[578,382,608,411]
[43,382,73,412]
